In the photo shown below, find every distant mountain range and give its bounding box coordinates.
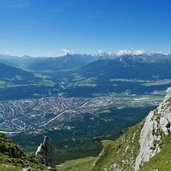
[75,56,171,80]
[50,54,171,96]
[1,53,171,99]
[27,54,99,71]
[1,52,171,72]
[0,54,100,71]
[1,52,171,71]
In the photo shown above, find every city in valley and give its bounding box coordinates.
[0,94,162,134]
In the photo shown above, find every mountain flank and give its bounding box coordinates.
[0,133,50,171]
[91,87,171,171]
[0,63,36,81]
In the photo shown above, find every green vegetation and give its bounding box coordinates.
[1,59,171,100]
[13,106,153,164]
[92,122,143,171]
[101,140,114,148]
[57,157,96,171]
[142,79,171,86]
[56,117,171,171]
[95,109,111,115]
[1,55,171,100]
[69,76,97,88]
[75,83,96,87]
[0,80,6,88]
[110,78,146,83]
[0,133,49,171]
[0,127,11,131]
[0,166,21,171]
[140,133,171,171]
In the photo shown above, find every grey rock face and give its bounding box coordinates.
[35,136,56,169]
[135,87,171,170]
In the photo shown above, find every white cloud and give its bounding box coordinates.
[149,50,170,56]
[97,49,103,55]
[116,49,145,56]
[45,51,57,57]
[133,49,145,55]
[61,49,73,55]
[96,50,114,56]
[116,49,131,56]
[2,50,24,57]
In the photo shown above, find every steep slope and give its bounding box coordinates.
[91,87,171,171]
[0,62,58,100]
[91,123,143,171]
[0,133,49,171]
[0,63,38,83]
[139,133,171,171]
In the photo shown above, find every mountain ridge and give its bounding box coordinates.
[0,62,38,84]
[90,87,171,171]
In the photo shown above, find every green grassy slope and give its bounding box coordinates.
[57,122,171,171]
[140,133,171,171]
[0,133,49,171]
[55,123,143,171]
[57,157,96,171]
[91,123,143,171]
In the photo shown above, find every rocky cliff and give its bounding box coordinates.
[91,87,171,171]
[35,136,56,169]
[135,88,171,170]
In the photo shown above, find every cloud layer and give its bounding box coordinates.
[116,49,145,56]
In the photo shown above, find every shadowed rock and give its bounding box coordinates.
[35,136,56,169]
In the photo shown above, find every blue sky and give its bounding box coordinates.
[0,0,171,56]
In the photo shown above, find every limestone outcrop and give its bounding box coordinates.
[35,136,56,169]
[135,87,171,170]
